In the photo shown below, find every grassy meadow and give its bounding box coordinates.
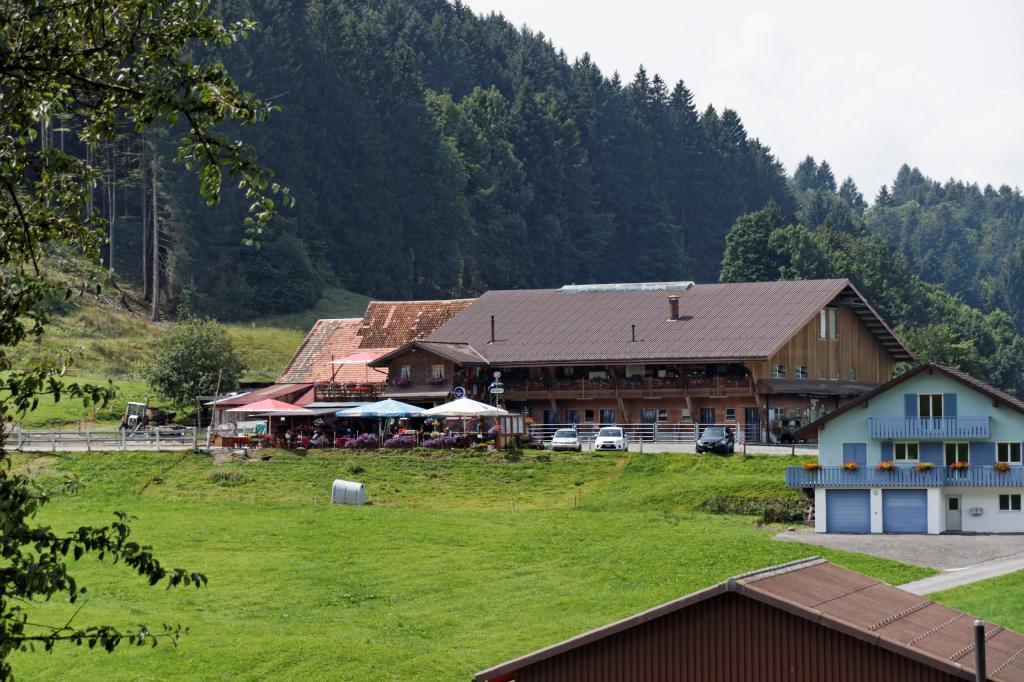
[930,571,1024,633]
[9,449,935,680]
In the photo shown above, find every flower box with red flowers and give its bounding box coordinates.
[801,461,822,471]
[842,461,859,472]
[876,460,896,472]
[949,460,970,470]
[994,461,1012,473]
[915,462,934,473]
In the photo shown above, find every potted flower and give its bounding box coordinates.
[391,375,411,387]
[801,461,822,471]
[842,461,859,472]
[994,461,1011,473]
[949,460,970,470]
[915,462,934,472]
[876,460,896,472]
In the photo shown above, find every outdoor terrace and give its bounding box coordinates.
[867,416,991,440]
[786,465,1024,488]
[501,375,753,401]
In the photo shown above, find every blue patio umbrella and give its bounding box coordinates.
[336,399,425,419]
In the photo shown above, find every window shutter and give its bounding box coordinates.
[881,441,893,460]
[943,393,957,418]
[920,442,943,465]
[970,442,995,466]
[842,442,867,466]
[904,394,918,418]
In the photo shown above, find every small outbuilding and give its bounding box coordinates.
[474,557,1024,682]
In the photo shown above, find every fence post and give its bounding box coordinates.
[17,426,23,451]
[121,429,126,451]
[86,430,91,453]
[51,430,56,452]
[156,429,161,452]
[192,426,198,452]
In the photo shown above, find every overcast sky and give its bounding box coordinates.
[461,0,1024,195]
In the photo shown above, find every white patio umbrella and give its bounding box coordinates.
[422,397,508,417]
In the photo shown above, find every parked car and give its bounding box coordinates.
[594,426,628,451]
[696,426,735,454]
[550,428,582,451]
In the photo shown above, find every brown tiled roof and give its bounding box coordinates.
[212,383,313,407]
[476,557,1024,682]
[796,362,1024,438]
[277,300,476,384]
[277,318,365,383]
[416,279,910,366]
[356,299,475,349]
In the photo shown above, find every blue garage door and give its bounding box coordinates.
[826,490,871,533]
[883,490,928,533]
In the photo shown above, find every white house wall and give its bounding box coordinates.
[951,487,1024,533]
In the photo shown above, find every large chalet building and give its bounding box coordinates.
[371,279,913,442]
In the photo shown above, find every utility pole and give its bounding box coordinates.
[150,156,160,321]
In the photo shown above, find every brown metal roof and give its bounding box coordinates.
[475,557,1024,682]
[758,378,880,396]
[796,362,1024,438]
[414,279,910,366]
[212,383,313,407]
[356,299,475,349]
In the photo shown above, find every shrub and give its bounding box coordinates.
[209,470,249,487]
[699,494,806,524]
[345,433,379,449]
[383,434,417,448]
[145,317,244,406]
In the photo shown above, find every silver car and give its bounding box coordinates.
[550,428,582,451]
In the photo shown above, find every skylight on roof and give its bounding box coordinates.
[559,281,695,293]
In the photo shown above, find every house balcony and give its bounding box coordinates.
[867,416,991,440]
[500,376,753,402]
[314,382,387,402]
[786,465,1024,488]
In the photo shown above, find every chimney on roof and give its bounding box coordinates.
[668,295,679,321]
[490,315,495,344]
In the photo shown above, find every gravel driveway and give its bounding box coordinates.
[775,528,1024,569]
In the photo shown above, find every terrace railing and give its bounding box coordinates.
[867,416,991,440]
[503,375,753,402]
[529,422,756,444]
[786,465,1024,488]
[314,382,387,401]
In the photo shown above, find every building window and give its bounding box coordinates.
[849,368,857,381]
[600,409,615,425]
[584,410,595,423]
[772,364,786,379]
[699,407,716,424]
[918,394,943,418]
[819,308,838,340]
[640,408,657,424]
[565,409,579,425]
[399,365,411,379]
[894,442,919,461]
[795,367,808,379]
[725,408,736,422]
[431,364,445,379]
[999,494,1022,511]
[945,442,969,465]
[657,409,668,422]
[564,366,575,376]
[681,408,692,423]
[770,407,785,424]
[998,442,1022,464]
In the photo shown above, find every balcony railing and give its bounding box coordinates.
[314,382,386,401]
[786,465,1024,488]
[502,376,753,402]
[868,416,991,440]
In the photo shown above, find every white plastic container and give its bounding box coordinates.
[331,479,367,505]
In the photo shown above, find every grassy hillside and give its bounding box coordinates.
[6,284,372,426]
[9,449,934,680]
[930,571,1024,632]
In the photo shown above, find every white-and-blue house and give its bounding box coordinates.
[787,363,1024,534]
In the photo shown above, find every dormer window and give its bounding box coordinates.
[431,364,445,379]
[918,394,943,418]
[399,366,411,379]
[772,365,786,379]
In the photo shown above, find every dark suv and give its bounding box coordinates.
[696,426,735,454]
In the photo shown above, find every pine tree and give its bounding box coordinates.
[719,201,785,282]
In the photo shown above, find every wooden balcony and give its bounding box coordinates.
[868,417,991,440]
[501,376,753,402]
[314,382,386,401]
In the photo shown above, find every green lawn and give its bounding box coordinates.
[3,376,151,428]
[9,449,933,680]
[929,571,1024,632]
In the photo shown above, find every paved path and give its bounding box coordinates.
[628,442,817,456]
[900,554,1024,594]
[775,528,1024,594]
